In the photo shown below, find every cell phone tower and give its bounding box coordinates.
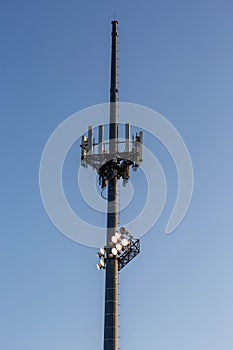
[80,20,143,350]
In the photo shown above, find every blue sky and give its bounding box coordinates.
[1,0,233,349]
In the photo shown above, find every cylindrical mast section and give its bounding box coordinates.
[109,20,119,146]
[104,20,119,350]
[108,20,119,241]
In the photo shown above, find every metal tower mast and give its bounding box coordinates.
[104,20,119,350]
[80,20,143,350]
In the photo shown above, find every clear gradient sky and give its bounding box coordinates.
[1,0,233,349]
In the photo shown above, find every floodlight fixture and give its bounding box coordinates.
[121,238,129,247]
[111,236,118,244]
[96,264,101,271]
[111,247,118,256]
[100,259,105,267]
[115,232,121,240]
[116,243,122,252]
[100,247,105,255]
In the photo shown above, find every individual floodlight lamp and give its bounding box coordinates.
[100,247,106,255]
[111,236,118,244]
[111,247,118,256]
[121,238,129,247]
[96,263,102,271]
[116,243,122,252]
[115,232,121,240]
[100,259,105,267]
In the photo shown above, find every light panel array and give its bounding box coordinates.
[96,227,137,271]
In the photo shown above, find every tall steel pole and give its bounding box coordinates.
[104,20,119,350]
[80,19,142,349]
